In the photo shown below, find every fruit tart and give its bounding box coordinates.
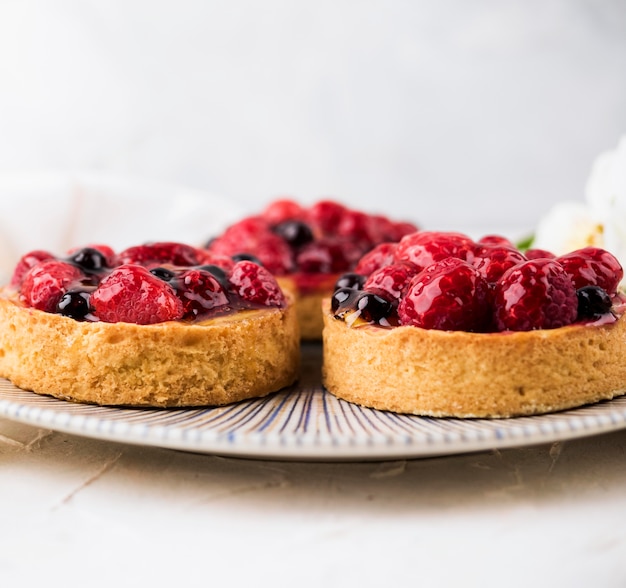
[0,242,299,406]
[205,199,417,339]
[322,231,626,418]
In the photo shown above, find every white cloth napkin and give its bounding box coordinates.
[0,171,246,284]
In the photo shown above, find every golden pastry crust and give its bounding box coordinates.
[322,300,626,418]
[277,276,334,340]
[0,293,300,407]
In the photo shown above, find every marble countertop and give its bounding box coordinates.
[2,415,626,587]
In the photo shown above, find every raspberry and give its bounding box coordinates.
[10,250,55,288]
[309,200,347,234]
[557,247,623,295]
[384,221,419,242]
[395,231,475,272]
[363,262,420,302]
[20,261,84,312]
[472,246,527,284]
[228,261,286,307]
[118,242,203,268]
[337,210,379,244]
[493,259,578,331]
[91,264,184,324]
[477,235,515,248]
[354,243,398,275]
[524,248,555,260]
[296,238,362,274]
[398,258,490,331]
[209,217,293,274]
[262,199,306,225]
[174,268,229,319]
[196,250,236,271]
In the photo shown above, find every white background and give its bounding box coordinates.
[0,0,625,231]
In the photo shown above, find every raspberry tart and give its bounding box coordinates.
[0,242,299,406]
[205,199,417,339]
[322,231,626,418]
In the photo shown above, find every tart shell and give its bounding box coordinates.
[321,300,626,418]
[0,293,300,407]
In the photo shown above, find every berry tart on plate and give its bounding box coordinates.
[205,199,417,339]
[322,231,626,418]
[0,242,299,406]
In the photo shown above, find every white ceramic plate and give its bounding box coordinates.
[1,344,626,461]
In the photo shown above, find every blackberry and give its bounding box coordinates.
[576,285,613,319]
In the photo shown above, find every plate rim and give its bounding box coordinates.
[2,379,626,461]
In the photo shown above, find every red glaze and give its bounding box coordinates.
[557,247,623,295]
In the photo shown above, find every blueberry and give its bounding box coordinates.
[577,285,613,319]
[273,220,314,248]
[57,291,91,320]
[331,287,357,314]
[68,247,107,272]
[150,267,176,282]
[334,272,366,292]
[196,264,230,289]
[232,253,263,265]
[355,292,394,323]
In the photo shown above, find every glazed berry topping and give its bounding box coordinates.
[308,200,347,234]
[10,250,55,288]
[557,247,623,295]
[90,264,184,325]
[354,243,398,276]
[118,242,203,268]
[477,235,516,248]
[262,199,305,224]
[363,262,420,302]
[493,259,578,331]
[57,290,92,321]
[175,268,229,319]
[272,220,314,248]
[296,238,361,274]
[205,200,416,292]
[395,231,475,272]
[398,258,490,331]
[20,261,84,313]
[228,260,286,307]
[524,248,556,260]
[472,246,527,284]
[68,247,109,272]
[577,285,613,319]
[335,231,622,332]
[10,241,290,325]
[334,272,366,291]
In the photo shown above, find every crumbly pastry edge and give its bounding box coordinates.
[321,300,626,418]
[0,293,300,407]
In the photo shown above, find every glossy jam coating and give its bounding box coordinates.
[332,231,624,333]
[10,242,287,325]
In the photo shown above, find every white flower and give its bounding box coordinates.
[533,201,603,254]
[585,135,626,265]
